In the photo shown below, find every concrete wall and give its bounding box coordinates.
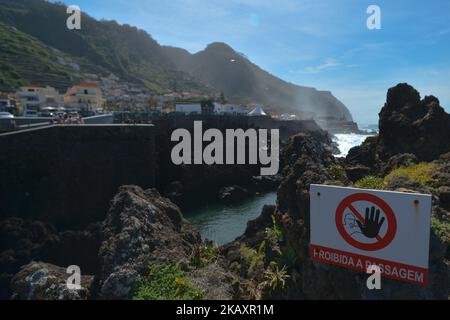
[0,117,52,133]
[83,113,114,124]
[316,119,360,134]
[0,125,156,229]
[0,114,322,229]
[0,114,114,133]
[113,113,322,140]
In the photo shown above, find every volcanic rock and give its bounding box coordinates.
[345,165,372,183]
[10,261,94,300]
[346,84,450,169]
[230,130,450,299]
[218,185,251,203]
[97,185,201,299]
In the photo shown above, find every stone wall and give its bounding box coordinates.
[0,117,52,133]
[0,125,156,229]
[113,113,322,141]
[0,115,324,228]
[83,114,114,124]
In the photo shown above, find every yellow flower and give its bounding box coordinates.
[175,277,187,286]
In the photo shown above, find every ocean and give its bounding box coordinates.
[333,133,373,158]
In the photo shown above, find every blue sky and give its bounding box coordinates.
[56,0,450,125]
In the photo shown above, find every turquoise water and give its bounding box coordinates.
[184,192,277,245]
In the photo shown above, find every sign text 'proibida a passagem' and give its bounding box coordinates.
[310,184,432,286]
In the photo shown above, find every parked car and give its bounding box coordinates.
[39,108,57,117]
[0,112,14,119]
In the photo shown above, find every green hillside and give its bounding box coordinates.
[0,0,208,93]
[0,0,352,120]
[0,21,99,91]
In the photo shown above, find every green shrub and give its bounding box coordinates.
[384,162,435,187]
[190,242,219,268]
[355,176,386,190]
[229,261,241,272]
[431,217,450,258]
[240,242,266,277]
[265,215,283,254]
[258,262,290,292]
[328,164,348,182]
[132,263,204,300]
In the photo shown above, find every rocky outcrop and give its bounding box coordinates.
[381,153,418,176]
[218,185,250,203]
[0,217,101,300]
[10,261,94,300]
[250,175,283,193]
[378,85,450,161]
[345,164,372,183]
[432,153,450,215]
[162,164,261,209]
[347,84,450,168]
[277,131,337,216]
[227,127,450,299]
[189,263,234,300]
[96,185,201,299]
[4,184,236,300]
[0,218,58,299]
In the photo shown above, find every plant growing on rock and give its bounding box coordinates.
[355,176,385,190]
[384,162,435,187]
[132,263,204,300]
[327,164,348,182]
[190,241,219,268]
[258,261,290,292]
[431,217,450,258]
[265,215,283,254]
[239,242,266,278]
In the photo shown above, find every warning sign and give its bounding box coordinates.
[310,184,432,286]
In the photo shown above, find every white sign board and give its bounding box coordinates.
[310,184,432,286]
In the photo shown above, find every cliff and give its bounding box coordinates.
[347,83,450,168]
[163,43,353,120]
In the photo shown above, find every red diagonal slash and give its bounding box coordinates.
[348,204,383,242]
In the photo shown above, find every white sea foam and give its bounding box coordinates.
[333,133,375,158]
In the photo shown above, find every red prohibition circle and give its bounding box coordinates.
[335,193,397,251]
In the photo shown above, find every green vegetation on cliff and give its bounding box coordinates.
[354,162,436,191]
[355,176,385,190]
[384,162,436,187]
[0,0,352,119]
[0,0,208,93]
[0,21,98,90]
[132,263,204,300]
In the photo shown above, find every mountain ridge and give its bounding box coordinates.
[163,42,352,119]
[0,0,352,120]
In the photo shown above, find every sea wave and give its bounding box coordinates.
[333,133,375,158]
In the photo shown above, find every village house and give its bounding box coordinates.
[64,82,105,113]
[0,93,16,114]
[15,85,63,116]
